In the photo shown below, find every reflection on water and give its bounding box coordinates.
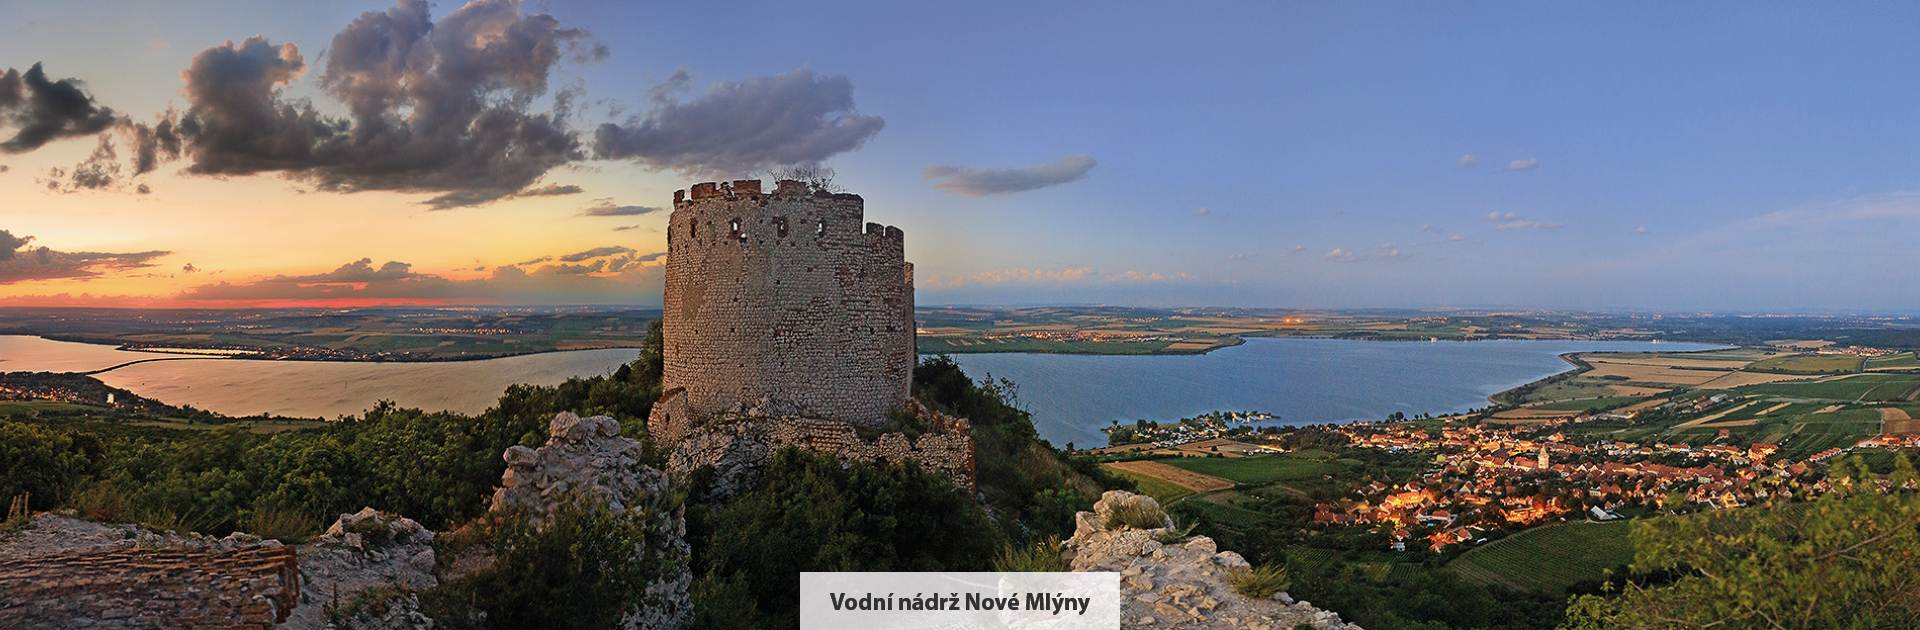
[1,335,636,419]
[945,338,1724,448]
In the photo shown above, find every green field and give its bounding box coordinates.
[1776,408,1882,461]
[1449,521,1636,593]
[1517,378,1619,404]
[1162,454,1334,485]
[1737,374,1920,402]
[1748,353,1864,374]
[1866,352,1920,369]
[1529,396,1646,411]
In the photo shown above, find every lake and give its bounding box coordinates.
[0,335,638,419]
[2,335,1719,442]
[944,338,1723,448]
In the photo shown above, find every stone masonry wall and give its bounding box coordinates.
[654,393,974,497]
[0,542,299,629]
[657,179,915,428]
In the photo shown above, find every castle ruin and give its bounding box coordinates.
[647,180,971,493]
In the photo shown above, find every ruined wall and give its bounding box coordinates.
[658,179,915,428]
[0,544,299,629]
[655,394,975,497]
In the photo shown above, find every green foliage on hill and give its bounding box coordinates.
[0,420,90,511]
[1562,456,1920,630]
[688,448,1001,630]
[428,496,690,630]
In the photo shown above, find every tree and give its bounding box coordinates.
[1563,456,1920,630]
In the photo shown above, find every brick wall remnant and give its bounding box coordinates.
[652,179,915,430]
[0,542,299,629]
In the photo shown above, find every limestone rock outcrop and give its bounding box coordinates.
[1067,491,1363,630]
[282,508,438,630]
[489,412,693,630]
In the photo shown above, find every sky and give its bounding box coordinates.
[3,0,1920,312]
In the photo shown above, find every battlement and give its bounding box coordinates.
[653,181,915,428]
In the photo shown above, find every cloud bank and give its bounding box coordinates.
[925,155,1096,197]
[593,66,886,176]
[0,229,170,283]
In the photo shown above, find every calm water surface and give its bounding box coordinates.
[4,335,1720,441]
[0,335,637,419]
[945,338,1723,448]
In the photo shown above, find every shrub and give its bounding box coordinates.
[1228,564,1290,600]
[441,496,689,630]
[993,535,1067,572]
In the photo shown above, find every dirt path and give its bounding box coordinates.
[1105,460,1235,493]
[1754,402,1792,416]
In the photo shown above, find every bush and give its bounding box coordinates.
[440,496,689,630]
[1228,564,1290,600]
[0,420,87,510]
[693,449,1001,630]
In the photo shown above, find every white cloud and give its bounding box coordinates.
[1458,154,1477,168]
[1195,207,1209,216]
[1505,158,1539,171]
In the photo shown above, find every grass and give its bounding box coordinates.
[1518,379,1619,404]
[1189,500,1267,529]
[1227,565,1290,599]
[1104,497,1171,530]
[1162,455,1333,485]
[1105,467,1194,504]
[1737,374,1920,402]
[245,507,321,543]
[1866,352,1920,369]
[1528,396,1646,412]
[1748,353,1864,374]
[993,535,1068,572]
[1448,520,1635,593]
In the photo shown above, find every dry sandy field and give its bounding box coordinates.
[1173,438,1266,457]
[1609,385,1672,397]
[1592,357,1755,370]
[1581,361,1727,385]
[1105,460,1236,492]
[1619,398,1670,414]
[1882,408,1919,435]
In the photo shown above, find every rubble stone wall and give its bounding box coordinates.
[657,179,915,429]
[0,543,298,629]
[658,398,975,496]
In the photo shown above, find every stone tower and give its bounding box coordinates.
[651,179,915,430]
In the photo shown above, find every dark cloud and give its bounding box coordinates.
[611,225,642,231]
[0,229,169,283]
[149,0,590,208]
[176,256,662,305]
[277,258,420,283]
[419,181,582,210]
[514,256,551,266]
[925,155,1096,197]
[592,66,886,176]
[182,263,199,273]
[0,63,119,153]
[558,246,632,262]
[579,198,659,216]
[40,135,122,192]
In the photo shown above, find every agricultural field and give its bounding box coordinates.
[1528,396,1646,412]
[1103,466,1196,504]
[1162,454,1335,485]
[1777,408,1884,461]
[1105,460,1236,493]
[1515,378,1619,403]
[1866,352,1920,370]
[1880,407,1920,435]
[1449,521,1635,593]
[1747,353,1864,374]
[1737,373,1920,402]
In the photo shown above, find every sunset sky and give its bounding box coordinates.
[4,1,1920,311]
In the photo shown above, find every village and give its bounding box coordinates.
[1094,389,1920,554]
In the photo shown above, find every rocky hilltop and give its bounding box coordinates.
[1068,491,1363,630]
